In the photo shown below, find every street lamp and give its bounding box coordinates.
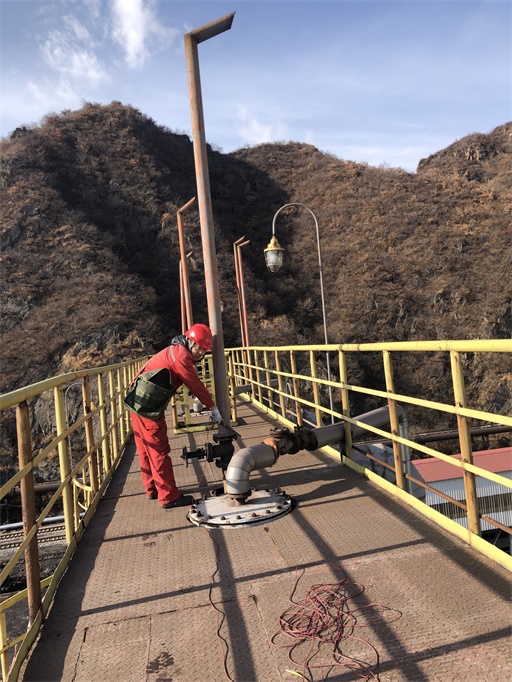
[185,12,235,425]
[265,202,334,422]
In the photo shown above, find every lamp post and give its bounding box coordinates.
[264,203,334,422]
[179,250,194,333]
[234,237,251,347]
[185,13,235,425]
[177,197,196,330]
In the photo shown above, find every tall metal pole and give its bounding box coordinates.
[233,237,246,346]
[179,261,186,334]
[237,239,251,347]
[184,13,235,424]
[272,203,334,421]
[177,196,196,329]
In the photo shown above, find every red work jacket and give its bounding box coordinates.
[140,340,215,409]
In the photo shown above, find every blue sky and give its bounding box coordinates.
[1,0,510,171]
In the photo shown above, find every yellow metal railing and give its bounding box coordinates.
[0,339,510,679]
[227,340,512,573]
[0,357,147,681]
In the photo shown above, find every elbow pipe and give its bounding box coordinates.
[225,443,278,496]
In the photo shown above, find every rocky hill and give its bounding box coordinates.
[1,103,511,448]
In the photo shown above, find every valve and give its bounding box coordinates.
[265,425,318,456]
[181,424,240,471]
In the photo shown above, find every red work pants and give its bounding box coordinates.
[131,413,181,505]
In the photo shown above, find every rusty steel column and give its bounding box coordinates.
[237,239,251,346]
[177,197,196,329]
[185,13,235,424]
[179,261,186,334]
[233,236,246,346]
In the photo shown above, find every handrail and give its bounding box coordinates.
[0,359,142,411]
[227,340,512,574]
[0,356,148,681]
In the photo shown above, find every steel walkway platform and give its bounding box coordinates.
[21,400,511,681]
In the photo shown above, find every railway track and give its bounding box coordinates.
[0,524,67,594]
[0,523,66,551]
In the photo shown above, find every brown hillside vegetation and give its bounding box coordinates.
[1,103,511,451]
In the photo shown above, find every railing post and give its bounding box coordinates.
[383,350,406,491]
[54,386,74,545]
[275,351,286,420]
[338,350,352,459]
[16,401,41,626]
[227,352,237,424]
[108,370,120,463]
[290,351,302,426]
[123,366,130,435]
[247,347,254,387]
[450,351,481,536]
[263,351,273,411]
[255,351,263,405]
[116,368,126,445]
[81,378,99,494]
[310,350,322,427]
[235,348,241,385]
[0,611,8,681]
[97,374,111,472]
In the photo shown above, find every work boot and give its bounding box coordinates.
[161,495,194,509]
[146,492,158,500]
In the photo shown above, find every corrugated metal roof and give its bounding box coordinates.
[413,447,512,483]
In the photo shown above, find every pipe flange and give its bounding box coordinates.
[187,488,295,528]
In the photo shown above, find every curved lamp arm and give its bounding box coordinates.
[269,203,328,347]
[266,202,334,420]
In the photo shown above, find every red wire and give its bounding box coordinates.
[272,566,391,681]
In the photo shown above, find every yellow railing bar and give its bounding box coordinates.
[0,358,148,411]
[235,339,512,353]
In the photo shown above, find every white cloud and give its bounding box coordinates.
[111,0,178,69]
[41,28,109,87]
[235,104,289,145]
[63,15,92,43]
[83,0,102,22]
[26,77,81,114]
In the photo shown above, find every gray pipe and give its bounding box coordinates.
[225,405,400,496]
[0,512,85,532]
[223,405,412,496]
[313,405,394,448]
[396,405,413,494]
[225,443,278,495]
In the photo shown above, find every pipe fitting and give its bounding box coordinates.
[225,443,278,496]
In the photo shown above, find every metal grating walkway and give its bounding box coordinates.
[22,400,511,681]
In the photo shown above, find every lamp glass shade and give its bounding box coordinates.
[264,235,284,272]
[265,249,283,272]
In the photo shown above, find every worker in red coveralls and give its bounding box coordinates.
[131,324,223,509]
